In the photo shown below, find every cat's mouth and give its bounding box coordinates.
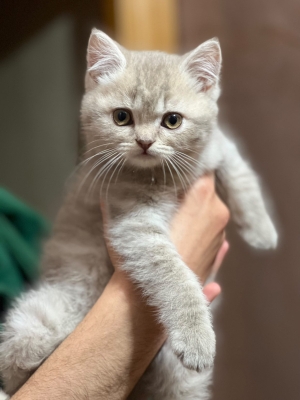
[128,149,160,168]
[134,145,156,157]
[135,151,156,161]
[139,150,154,156]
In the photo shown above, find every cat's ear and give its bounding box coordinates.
[182,38,222,92]
[87,29,126,83]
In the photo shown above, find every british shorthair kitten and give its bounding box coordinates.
[0,29,277,399]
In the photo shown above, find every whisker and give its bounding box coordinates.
[171,156,193,189]
[78,150,117,197]
[173,156,198,191]
[82,142,114,155]
[168,158,188,193]
[114,157,126,184]
[105,154,125,200]
[173,153,199,176]
[165,158,177,197]
[181,145,204,154]
[175,150,199,162]
[80,138,102,150]
[161,159,166,189]
[99,153,123,197]
[87,151,119,198]
[74,147,113,177]
[175,151,204,169]
[82,148,115,166]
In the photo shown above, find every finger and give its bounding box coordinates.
[212,240,229,273]
[203,282,221,303]
[188,173,215,204]
[203,240,229,284]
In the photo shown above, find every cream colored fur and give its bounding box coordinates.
[0,30,277,399]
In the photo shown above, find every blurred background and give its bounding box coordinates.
[0,0,299,399]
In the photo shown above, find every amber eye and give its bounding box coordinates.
[113,109,133,126]
[162,113,182,129]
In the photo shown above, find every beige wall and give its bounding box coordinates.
[114,0,178,52]
[179,1,300,399]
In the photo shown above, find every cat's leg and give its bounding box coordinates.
[129,341,212,400]
[0,283,83,395]
[216,134,278,249]
[109,206,215,372]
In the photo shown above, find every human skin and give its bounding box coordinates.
[11,174,229,400]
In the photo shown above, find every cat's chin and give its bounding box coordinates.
[127,154,161,169]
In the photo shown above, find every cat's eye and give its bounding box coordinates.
[113,109,133,126]
[161,113,182,130]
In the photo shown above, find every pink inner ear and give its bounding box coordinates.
[185,40,222,92]
[87,33,108,81]
[86,30,126,83]
[87,35,100,72]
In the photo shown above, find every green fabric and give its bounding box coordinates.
[0,188,50,311]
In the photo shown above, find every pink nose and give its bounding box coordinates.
[136,139,154,151]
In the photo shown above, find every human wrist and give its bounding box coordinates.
[93,270,166,398]
[108,269,166,342]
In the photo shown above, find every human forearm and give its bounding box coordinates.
[12,270,164,400]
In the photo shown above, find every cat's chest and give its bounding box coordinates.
[107,181,179,223]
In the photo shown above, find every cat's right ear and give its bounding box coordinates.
[87,29,126,85]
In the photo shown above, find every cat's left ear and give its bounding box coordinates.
[87,29,126,84]
[182,38,222,92]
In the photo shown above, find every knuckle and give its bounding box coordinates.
[218,202,230,227]
[194,175,215,198]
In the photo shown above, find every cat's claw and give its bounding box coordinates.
[170,324,216,372]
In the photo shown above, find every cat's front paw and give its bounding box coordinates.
[241,214,278,249]
[170,323,216,372]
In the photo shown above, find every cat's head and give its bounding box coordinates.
[81,29,222,170]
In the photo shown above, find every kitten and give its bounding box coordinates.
[0,29,277,399]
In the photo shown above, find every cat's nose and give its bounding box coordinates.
[136,139,155,151]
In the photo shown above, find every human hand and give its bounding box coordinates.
[170,173,230,301]
[101,173,229,303]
